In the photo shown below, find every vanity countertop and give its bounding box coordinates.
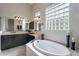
[29,32,43,36]
[0,31,43,36]
[0,31,29,35]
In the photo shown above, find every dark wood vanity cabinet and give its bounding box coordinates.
[1,35,14,50]
[1,34,35,50]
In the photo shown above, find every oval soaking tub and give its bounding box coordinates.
[33,40,71,56]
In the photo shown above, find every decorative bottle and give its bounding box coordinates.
[71,37,75,50]
[66,31,70,48]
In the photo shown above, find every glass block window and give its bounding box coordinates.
[45,3,70,31]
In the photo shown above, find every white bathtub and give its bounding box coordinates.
[33,40,71,56]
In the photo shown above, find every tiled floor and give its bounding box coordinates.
[69,48,79,56]
[0,45,26,56]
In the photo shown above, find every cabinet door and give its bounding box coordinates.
[26,34,35,42]
[1,35,14,50]
[13,34,27,46]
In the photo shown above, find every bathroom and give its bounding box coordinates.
[0,3,79,56]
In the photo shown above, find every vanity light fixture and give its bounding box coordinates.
[14,16,24,24]
[34,16,41,22]
[14,16,24,20]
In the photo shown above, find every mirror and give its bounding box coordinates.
[29,21,34,30]
[7,19,14,31]
[34,21,43,31]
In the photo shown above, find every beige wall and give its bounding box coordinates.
[0,3,32,31]
[0,3,32,20]
[70,3,79,49]
[31,3,52,30]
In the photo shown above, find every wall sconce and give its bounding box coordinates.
[34,16,41,21]
[14,16,24,20]
[14,16,24,24]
